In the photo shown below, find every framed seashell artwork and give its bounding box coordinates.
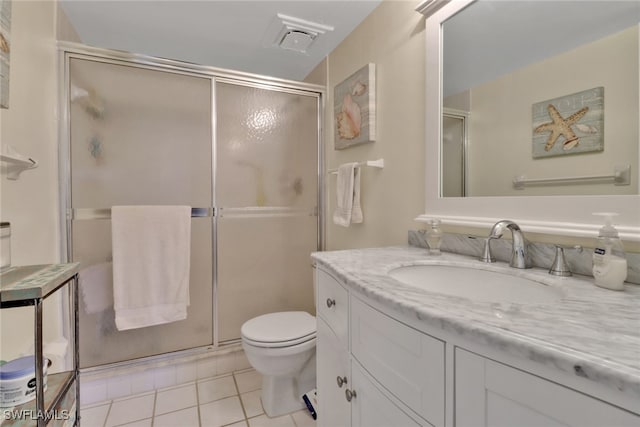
[334,63,376,149]
[0,0,10,109]
[532,87,604,158]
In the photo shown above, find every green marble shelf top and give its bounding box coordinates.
[0,263,79,303]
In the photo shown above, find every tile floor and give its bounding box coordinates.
[80,368,316,427]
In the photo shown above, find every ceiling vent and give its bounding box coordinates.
[274,13,334,54]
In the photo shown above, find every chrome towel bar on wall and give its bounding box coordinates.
[327,158,385,175]
[513,165,630,189]
[68,207,319,220]
[69,207,214,220]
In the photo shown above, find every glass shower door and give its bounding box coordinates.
[68,57,213,367]
[215,81,319,342]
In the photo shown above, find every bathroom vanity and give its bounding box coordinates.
[312,247,640,427]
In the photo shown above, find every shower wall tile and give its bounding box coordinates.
[80,377,108,405]
[215,353,235,376]
[234,352,252,371]
[81,345,248,405]
[130,370,156,395]
[154,365,177,389]
[197,356,218,379]
[176,361,197,384]
[107,375,132,400]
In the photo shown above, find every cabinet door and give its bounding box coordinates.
[455,348,640,427]
[316,268,349,349]
[351,361,423,427]
[317,318,350,427]
[351,296,444,426]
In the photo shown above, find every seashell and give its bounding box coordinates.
[0,33,8,54]
[336,94,361,140]
[563,137,579,150]
[351,81,367,96]
[575,124,598,134]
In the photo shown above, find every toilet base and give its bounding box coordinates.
[261,352,316,417]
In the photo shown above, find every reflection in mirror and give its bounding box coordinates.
[441,0,639,197]
[442,108,467,197]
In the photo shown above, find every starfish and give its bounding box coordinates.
[534,104,589,151]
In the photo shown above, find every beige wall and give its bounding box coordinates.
[0,1,78,368]
[468,26,638,197]
[305,57,327,87]
[323,0,426,250]
[320,3,640,253]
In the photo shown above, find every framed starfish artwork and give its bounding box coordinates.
[532,87,604,158]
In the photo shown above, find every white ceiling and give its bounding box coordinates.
[60,0,383,82]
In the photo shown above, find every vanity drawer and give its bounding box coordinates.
[351,296,445,427]
[316,268,349,349]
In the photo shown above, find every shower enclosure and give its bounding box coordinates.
[59,45,323,369]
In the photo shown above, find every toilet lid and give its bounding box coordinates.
[241,311,316,345]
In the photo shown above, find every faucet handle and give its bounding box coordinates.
[549,245,582,276]
[479,236,498,263]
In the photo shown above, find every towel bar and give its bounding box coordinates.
[328,159,384,174]
[69,207,214,220]
[513,165,630,189]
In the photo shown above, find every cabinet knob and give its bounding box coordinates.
[336,376,348,388]
[326,298,336,308]
[345,389,357,402]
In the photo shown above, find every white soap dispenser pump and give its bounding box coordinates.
[592,212,627,291]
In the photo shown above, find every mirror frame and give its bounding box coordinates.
[416,0,640,241]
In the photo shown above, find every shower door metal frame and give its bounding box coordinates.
[58,42,325,366]
[442,107,469,197]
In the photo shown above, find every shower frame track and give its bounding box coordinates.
[57,42,325,370]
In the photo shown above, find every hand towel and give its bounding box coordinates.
[79,262,113,314]
[333,163,363,227]
[111,205,191,331]
[351,166,363,224]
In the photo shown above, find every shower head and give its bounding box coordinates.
[70,84,89,102]
[70,84,106,120]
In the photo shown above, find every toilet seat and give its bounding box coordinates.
[241,311,316,348]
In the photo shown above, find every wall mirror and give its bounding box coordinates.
[418,0,640,240]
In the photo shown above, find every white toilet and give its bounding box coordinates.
[241,311,316,417]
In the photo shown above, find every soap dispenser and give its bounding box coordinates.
[592,213,627,291]
[426,219,443,256]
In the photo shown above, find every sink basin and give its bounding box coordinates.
[388,264,562,304]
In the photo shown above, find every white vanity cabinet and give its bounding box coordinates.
[455,348,640,427]
[316,318,350,427]
[315,264,640,427]
[316,268,441,427]
[317,316,422,427]
[316,268,351,427]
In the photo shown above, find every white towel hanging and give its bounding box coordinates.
[111,205,192,330]
[333,163,363,227]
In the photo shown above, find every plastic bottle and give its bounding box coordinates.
[592,213,627,291]
[426,219,443,256]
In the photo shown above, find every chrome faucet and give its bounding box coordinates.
[480,220,531,269]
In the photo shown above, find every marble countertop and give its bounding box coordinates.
[311,246,640,398]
